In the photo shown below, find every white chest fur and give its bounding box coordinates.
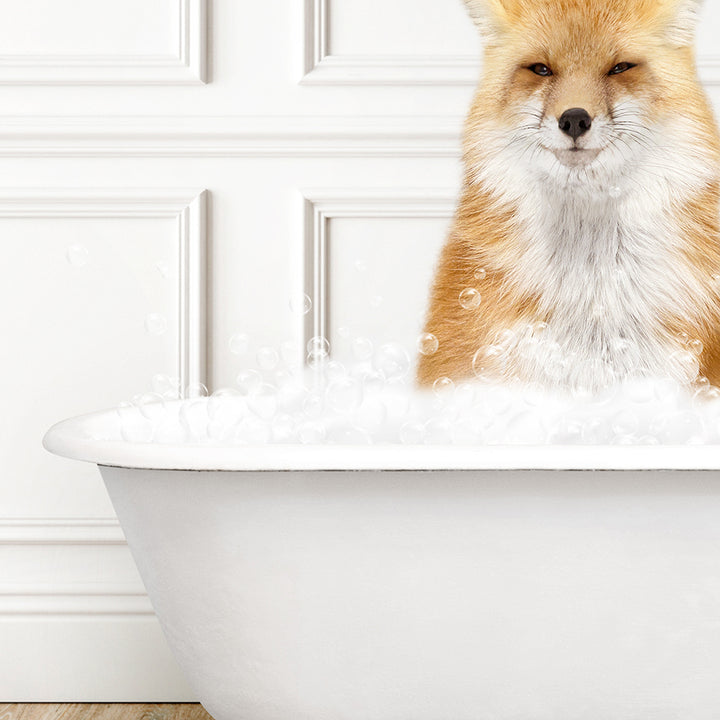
[505,183,704,388]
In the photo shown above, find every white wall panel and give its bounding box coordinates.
[303,190,452,370]
[327,215,448,370]
[0,0,206,84]
[0,189,206,518]
[303,0,480,84]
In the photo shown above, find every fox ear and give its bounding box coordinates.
[462,0,512,40]
[661,0,703,46]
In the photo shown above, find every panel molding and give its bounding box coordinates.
[0,517,124,545]
[0,188,208,392]
[0,588,153,617]
[302,0,720,86]
[0,519,151,617]
[0,0,206,84]
[302,189,456,354]
[0,115,463,157]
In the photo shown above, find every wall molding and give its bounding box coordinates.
[301,0,479,85]
[0,588,153,617]
[0,517,124,545]
[0,518,152,617]
[302,189,456,354]
[0,0,206,84]
[0,189,208,391]
[302,0,720,86]
[0,116,463,157]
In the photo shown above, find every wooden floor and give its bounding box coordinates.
[0,706,214,720]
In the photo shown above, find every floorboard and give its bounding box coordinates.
[0,705,214,720]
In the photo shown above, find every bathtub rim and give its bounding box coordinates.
[42,406,720,472]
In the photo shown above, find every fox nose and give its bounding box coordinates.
[558,108,592,140]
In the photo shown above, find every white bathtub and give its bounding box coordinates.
[44,407,720,720]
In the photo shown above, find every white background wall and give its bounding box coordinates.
[1,0,720,701]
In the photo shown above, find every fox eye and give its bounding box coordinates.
[528,63,553,77]
[608,62,636,75]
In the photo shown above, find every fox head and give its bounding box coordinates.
[462,0,720,197]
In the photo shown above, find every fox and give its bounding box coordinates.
[417,0,720,391]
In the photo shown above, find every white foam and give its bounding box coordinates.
[118,342,720,445]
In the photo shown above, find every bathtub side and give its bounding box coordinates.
[101,465,720,720]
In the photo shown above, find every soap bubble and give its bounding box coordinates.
[351,336,374,361]
[417,333,439,356]
[494,329,518,349]
[581,417,614,444]
[136,392,166,421]
[307,336,330,361]
[236,370,262,396]
[229,333,251,355]
[325,360,347,383]
[454,383,477,409]
[452,419,483,445]
[433,376,454,397]
[179,400,209,439]
[208,388,242,422]
[361,369,386,394]
[272,413,296,442]
[298,420,327,444]
[472,345,505,382]
[145,313,167,336]
[247,384,278,421]
[459,288,482,310]
[326,377,363,414]
[354,398,388,434]
[327,424,372,445]
[694,384,720,406]
[277,341,298,369]
[116,400,136,422]
[669,350,700,384]
[235,417,271,445]
[424,417,453,444]
[302,393,324,418]
[505,411,546,444]
[687,339,704,356]
[307,350,329,371]
[184,382,208,399]
[624,377,655,404]
[611,409,639,436]
[474,267,487,281]
[654,377,682,403]
[651,411,703,444]
[548,418,584,444]
[400,421,425,444]
[120,416,154,443]
[374,343,410,381]
[289,293,312,315]
[151,374,180,399]
[256,346,280,371]
[66,244,89,267]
